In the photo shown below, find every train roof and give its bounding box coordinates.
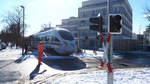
[32,28,70,37]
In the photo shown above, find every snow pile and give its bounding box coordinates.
[75,50,103,58]
[75,50,121,59]
[0,47,22,60]
[53,68,150,84]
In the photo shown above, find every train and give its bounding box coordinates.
[30,28,77,55]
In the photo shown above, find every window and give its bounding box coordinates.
[112,0,118,2]
[80,23,86,27]
[113,7,120,13]
[58,30,74,41]
[92,10,99,17]
[45,37,48,41]
[103,18,107,25]
[82,12,87,17]
[101,9,106,16]
[51,36,60,42]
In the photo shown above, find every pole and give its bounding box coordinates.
[107,0,110,33]
[95,32,97,50]
[107,0,113,84]
[20,6,25,55]
[107,35,113,84]
[78,21,81,51]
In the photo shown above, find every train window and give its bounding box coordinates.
[45,37,49,41]
[51,36,60,42]
[37,38,41,41]
[58,30,74,41]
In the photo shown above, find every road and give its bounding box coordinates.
[114,52,150,67]
[0,60,22,83]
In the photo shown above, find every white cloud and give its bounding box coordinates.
[25,0,83,36]
[27,2,35,7]
[144,14,150,17]
[140,29,145,34]
[133,24,146,34]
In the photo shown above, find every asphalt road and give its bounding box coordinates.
[125,53,150,66]
[113,53,150,68]
[0,60,22,83]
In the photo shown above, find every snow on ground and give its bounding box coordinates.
[0,47,122,61]
[34,50,104,59]
[1,47,150,84]
[0,47,37,60]
[74,50,103,58]
[53,68,150,84]
[0,47,22,60]
[74,50,122,59]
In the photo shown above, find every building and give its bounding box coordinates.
[57,17,79,39]
[58,0,132,50]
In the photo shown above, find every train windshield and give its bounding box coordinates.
[58,30,74,41]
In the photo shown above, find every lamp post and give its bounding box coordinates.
[20,5,25,55]
[78,20,85,51]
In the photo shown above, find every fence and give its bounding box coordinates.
[113,39,141,53]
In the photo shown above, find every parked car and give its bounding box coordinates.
[0,42,7,50]
[1,42,6,49]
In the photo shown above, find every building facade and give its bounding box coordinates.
[58,0,132,50]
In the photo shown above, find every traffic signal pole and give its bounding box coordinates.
[89,14,103,54]
[89,0,114,83]
[107,0,113,84]
[89,7,113,83]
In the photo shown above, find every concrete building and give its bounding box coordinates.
[57,17,79,39]
[58,0,132,50]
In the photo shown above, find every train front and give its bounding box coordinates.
[57,29,77,55]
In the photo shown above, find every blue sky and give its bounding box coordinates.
[0,0,150,36]
[129,0,150,34]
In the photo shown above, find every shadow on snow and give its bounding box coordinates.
[31,50,86,71]
[29,64,47,80]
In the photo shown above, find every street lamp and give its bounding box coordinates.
[20,5,25,55]
[78,20,85,51]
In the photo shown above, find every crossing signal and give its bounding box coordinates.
[89,15,103,32]
[109,14,122,34]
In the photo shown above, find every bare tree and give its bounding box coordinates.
[145,7,150,21]
[0,7,25,47]
[40,22,53,32]
[144,7,150,44]
[41,24,48,29]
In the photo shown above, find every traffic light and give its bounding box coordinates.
[89,16,103,32]
[109,14,122,34]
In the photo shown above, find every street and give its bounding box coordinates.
[0,60,22,83]
[114,52,150,68]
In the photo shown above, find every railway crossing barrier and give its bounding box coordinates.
[100,32,113,84]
